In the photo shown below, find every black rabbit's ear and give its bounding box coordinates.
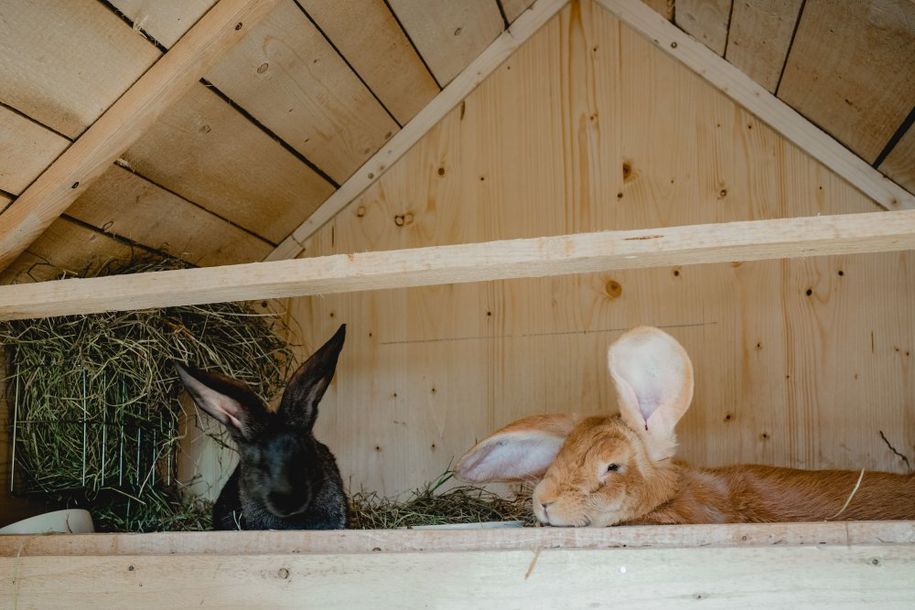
[279,324,346,429]
[175,362,266,441]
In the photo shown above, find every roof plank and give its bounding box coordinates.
[725,0,803,93]
[0,106,69,195]
[674,0,732,55]
[109,0,217,48]
[880,125,915,194]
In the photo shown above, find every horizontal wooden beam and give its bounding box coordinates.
[597,0,915,212]
[0,0,279,272]
[266,0,570,261]
[2,210,915,320]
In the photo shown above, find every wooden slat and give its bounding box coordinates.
[501,0,537,22]
[205,0,399,183]
[0,0,281,273]
[725,0,803,93]
[109,0,218,48]
[0,106,68,195]
[640,0,674,20]
[4,210,915,320]
[2,544,914,608]
[674,0,732,55]
[2,521,914,556]
[777,0,915,163]
[596,0,915,211]
[122,84,334,244]
[268,0,569,260]
[67,165,273,266]
[880,124,915,194]
[387,0,506,85]
[0,0,159,138]
[299,0,441,125]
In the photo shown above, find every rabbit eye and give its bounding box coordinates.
[606,463,620,473]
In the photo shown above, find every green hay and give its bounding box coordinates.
[348,472,537,528]
[1,258,295,532]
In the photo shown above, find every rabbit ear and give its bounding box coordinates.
[454,414,582,483]
[608,326,694,461]
[175,363,266,441]
[279,324,346,429]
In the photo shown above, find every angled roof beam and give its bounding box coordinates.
[0,0,279,272]
[266,0,571,262]
[4,209,915,320]
[596,0,915,211]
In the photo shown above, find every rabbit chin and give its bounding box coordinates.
[532,490,625,527]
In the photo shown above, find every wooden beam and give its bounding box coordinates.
[3,209,915,320]
[266,0,570,262]
[0,0,279,272]
[596,0,915,212]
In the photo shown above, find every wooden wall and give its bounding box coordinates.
[286,1,915,496]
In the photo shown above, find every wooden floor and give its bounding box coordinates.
[2,522,914,608]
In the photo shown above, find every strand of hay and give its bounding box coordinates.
[348,472,537,528]
[1,258,295,532]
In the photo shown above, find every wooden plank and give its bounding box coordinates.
[387,0,506,85]
[0,0,159,138]
[880,124,915,194]
[3,521,913,557]
[205,0,399,183]
[299,0,441,124]
[122,83,334,244]
[675,0,732,55]
[777,0,915,163]
[501,0,537,22]
[0,106,69,195]
[267,0,570,260]
[109,0,218,48]
[725,0,803,92]
[0,192,10,213]
[640,0,674,20]
[2,544,914,608]
[0,0,282,273]
[596,0,915,211]
[4,210,915,320]
[67,165,273,266]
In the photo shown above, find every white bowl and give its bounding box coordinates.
[0,509,95,535]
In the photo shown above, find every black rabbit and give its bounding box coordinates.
[175,324,348,530]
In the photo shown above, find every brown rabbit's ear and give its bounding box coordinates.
[175,363,266,441]
[608,326,694,462]
[279,324,346,429]
[454,414,582,483]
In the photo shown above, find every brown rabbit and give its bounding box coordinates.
[455,326,915,526]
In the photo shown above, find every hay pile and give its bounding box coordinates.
[1,259,295,532]
[349,472,536,528]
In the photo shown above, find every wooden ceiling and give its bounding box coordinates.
[0,0,913,284]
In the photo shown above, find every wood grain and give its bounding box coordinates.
[299,0,441,125]
[501,0,538,22]
[122,83,334,243]
[880,124,915,194]
[387,0,506,85]
[0,105,68,195]
[68,165,273,266]
[777,0,915,163]
[0,0,159,138]
[109,0,218,48]
[285,3,915,496]
[675,0,732,55]
[725,0,803,92]
[2,544,914,608]
[597,0,914,211]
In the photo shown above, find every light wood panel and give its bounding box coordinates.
[109,0,217,48]
[287,3,915,497]
[881,124,915,194]
[2,544,914,608]
[640,0,674,20]
[122,84,334,243]
[68,165,273,266]
[205,0,398,183]
[0,0,159,138]
[725,0,803,93]
[778,0,915,163]
[387,0,505,85]
[674,0,732,55]
[300,0,440,125]
[0,106,68,194]
[0,192,10,214]
[501,0,537,22]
